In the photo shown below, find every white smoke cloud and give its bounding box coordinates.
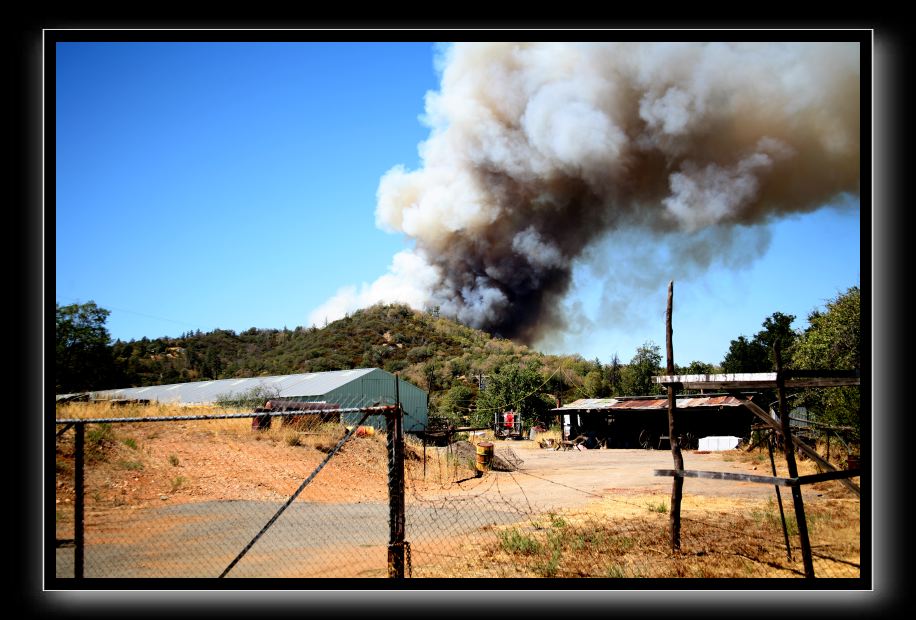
[511,227,564,270]
[307,250,440,326]
[311,41,860,343]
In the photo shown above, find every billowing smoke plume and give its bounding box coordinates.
[310,42,859,344]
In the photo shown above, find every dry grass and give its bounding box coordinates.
[55,401,354,442]
[409,445,861,579]
[410,491,861,578]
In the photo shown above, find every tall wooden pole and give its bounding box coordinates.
[666,281,683,551]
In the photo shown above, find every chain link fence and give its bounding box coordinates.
[55,402,860,579]
[55,397,397,578]
[400,435,861,578]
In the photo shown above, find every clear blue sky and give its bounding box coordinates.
[55,41,861,368]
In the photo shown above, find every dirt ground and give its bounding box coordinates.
[54,403,861,579]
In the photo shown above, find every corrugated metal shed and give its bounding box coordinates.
[550,395,753,448]
[71,368,428,433]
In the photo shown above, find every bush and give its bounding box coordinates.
[498,529,542,555]
[215,385,280,409]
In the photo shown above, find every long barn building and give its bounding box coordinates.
[61,368,428,434]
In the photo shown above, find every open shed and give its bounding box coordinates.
[550,394,755,449]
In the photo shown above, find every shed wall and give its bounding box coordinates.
[286,369,428,433]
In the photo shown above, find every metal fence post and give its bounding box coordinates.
[387,376,407,577]
[74,423,84,579]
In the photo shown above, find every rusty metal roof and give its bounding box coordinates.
[552,395,745,412]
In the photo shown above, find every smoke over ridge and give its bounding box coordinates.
[310,42,860,345]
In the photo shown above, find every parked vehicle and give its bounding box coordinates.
[494,410,524,439]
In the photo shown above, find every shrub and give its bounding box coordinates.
[86,423,115,462]
[215,385,280,409]
[498,529,542,555]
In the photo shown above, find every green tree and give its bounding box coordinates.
[721,335,770,373]
[722,312,799,372]
[758,312,798,355]
[422,360,440,392]
[56,301,117,393]
[621,341,663,396]
[583,369,608,397]
[606,353,623,396]
[438,384,476,425]
[792,286,861,439]
[682,360,716,375]
[473,361,550,428]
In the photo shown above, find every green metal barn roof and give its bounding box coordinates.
[61,368,384,405]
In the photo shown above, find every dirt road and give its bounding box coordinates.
[478,442,784,504]
[57,442,797,578]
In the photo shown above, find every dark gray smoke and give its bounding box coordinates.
[310,42,860,345]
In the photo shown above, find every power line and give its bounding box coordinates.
[58,297,203,332]
[451,365,563,416]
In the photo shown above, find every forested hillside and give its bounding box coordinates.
[58,286,860,431]
[103,303,626,418]
[110,303,538,386]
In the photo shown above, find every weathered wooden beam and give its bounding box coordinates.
[740,398,861,497]
[653,468,862,487]
[653,373,860,389]
[795,469,861,486]
[655,378,859,389]
[654,468,793,486]
[652,469,861,487]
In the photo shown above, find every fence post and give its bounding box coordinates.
[775,342,815,578]
[387,375,407,577]
[767,430,793,561]
[74,423,85,579]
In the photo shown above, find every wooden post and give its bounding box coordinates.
[767,430,793,561]
[775,342,815,578]
[666,281,684,552]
